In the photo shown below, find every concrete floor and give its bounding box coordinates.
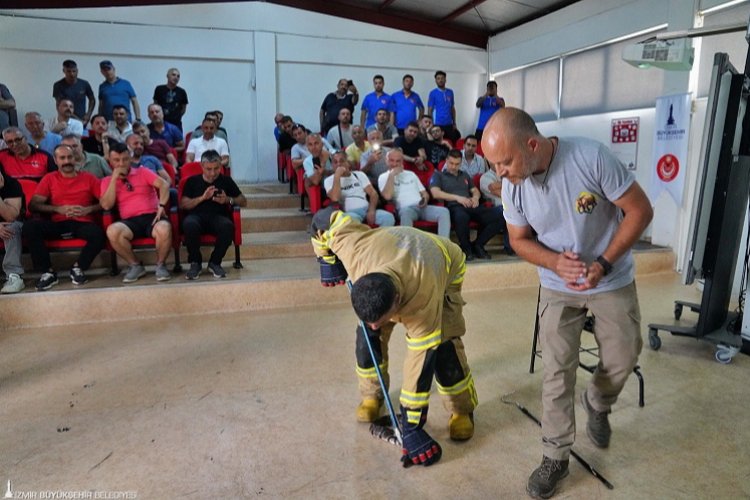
[1,272,748,499]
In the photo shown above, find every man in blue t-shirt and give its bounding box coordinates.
[359,74,391,129]
[427,70,458,143]
[98,60,140,122]
[389,74,425,135]
[474,81,505,142]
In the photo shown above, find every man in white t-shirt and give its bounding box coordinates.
[186,118,229,167]
[379,148,450,237]
[324,151,394,227]
[48,98,84,137]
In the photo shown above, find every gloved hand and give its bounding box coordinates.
[400,406,442,468]
[318,254,347,287]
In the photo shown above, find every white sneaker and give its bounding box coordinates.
[1,273,25,294]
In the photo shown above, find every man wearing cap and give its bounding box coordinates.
[52,59,96,124]
[98,60,140,122]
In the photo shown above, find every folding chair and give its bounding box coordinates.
[529,286,645,407]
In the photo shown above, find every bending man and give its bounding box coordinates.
[311,209,478,467]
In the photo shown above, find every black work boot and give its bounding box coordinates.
[526,456,569,499]
[581,389,611,448]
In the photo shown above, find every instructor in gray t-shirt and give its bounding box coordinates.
[482,107,653,500]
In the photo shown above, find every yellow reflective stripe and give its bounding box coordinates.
[436,372,474,396]
[406,330,442,351]
[405,409,422,425]
[424,232,451,274]
[311,211,352,254]
[450,253,466,285]
[356,362,388,379]
[399,389,430,408]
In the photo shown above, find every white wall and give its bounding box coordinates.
[0,2,486,182]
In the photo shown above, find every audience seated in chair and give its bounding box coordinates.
[393,121,427,172]
[192,110,228,143]
[132,121,178,168]
[325,108,354,150]
[81,114,114,158]
[290,125,334,169]
[359,129,390,187]
[23,144,105,291]
[276,115,296,153]
[479,168,514,255]
[379,148,449,237]
[324,150,394,227]
[100,142,172,283]
[107,104,133,143]
[0,169,25,294]
[61,133,111,179]
[418,115,434,141]
[460,134,488,177]
[147,103,184,152]
[344,125,370,167]
[126,134,172,186]
[24,111,61,155]
[186,118,229,168]
[0,127,56,182]
[178,149,247,280]
[365,108,398,146]
[430,149,503,261]
[425,125,451,166]
[302,133,333,189]
[48,98,84,137]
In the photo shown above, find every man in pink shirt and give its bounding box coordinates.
[100,142,172,283]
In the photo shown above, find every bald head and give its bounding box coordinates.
[482,107,551,185]
[482,107,540,152]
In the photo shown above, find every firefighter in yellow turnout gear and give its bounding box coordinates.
[311,208,478,467]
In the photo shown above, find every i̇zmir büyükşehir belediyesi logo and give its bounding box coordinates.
[575,192,598,214]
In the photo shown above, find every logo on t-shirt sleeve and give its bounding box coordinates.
[575,191,598,214]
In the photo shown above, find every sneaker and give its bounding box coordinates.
[581,390,611,448]
[207,262,227,278]
[526,456,569,499]
[122,264,146,283]
[449,413,474,441]
[185,262,202,280]
[69,266,88,286]
[356,398,383,423]
[1,273,25,294]
[35,272,59,291]
[155,263,172,281]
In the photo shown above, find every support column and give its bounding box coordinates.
[254,31,279,183]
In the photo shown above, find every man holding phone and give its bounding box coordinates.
[320,78,358,136]
[179,149,246,280]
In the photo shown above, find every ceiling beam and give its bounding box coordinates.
[2,0,488,48]
[266,0,487,48]
[378,0,398,11]
[439,0,489,25]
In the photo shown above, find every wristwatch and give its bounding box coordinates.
[596,255,613,276]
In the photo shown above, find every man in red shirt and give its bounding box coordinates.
[100,142,172,283]
[0,127,56,181]
[23,144,105,290]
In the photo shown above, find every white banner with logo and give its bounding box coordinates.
[651,93,691,204]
